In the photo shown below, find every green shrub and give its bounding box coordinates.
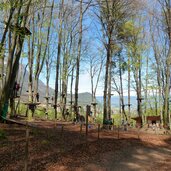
[95,114,103,124]
[35,107,45,118]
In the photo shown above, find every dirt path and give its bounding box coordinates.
[47,137,171,171]
[90,144,171,171]
[1,120,171,171]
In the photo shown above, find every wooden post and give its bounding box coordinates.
[61,125,64,137]
[113,125,115,138]
[86,105,91,136]
[24,122,29,171]
[80,124,82,135]
[54,119,57,128]
[117,125,120,139]
[98,124,100,140]
[138,126,140,139]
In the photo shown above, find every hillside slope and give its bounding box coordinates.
[18,65,92,106]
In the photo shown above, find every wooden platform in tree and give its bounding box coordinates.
[44,97,50,99]
[91,102,98,106]
[23,102,41,105]
[23,102,40,110]
[14,96,20,98]
[1,116,42,128]
[53,104,60,107]
[26,90,34,93]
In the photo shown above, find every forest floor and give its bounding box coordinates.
[0,118,171,171]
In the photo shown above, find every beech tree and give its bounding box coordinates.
[86,48,104,117]
[54,0,64,119]
[0,0,32,119]
[96,0,135,122]
[157,0,171,127]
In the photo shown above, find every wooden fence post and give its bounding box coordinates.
[86,105,91,137]
[137,126,140,139]
[61,125,64,137]
[54,119,57,128]
[80,124,82,135]
[98,124,100,140]
[117,125,120,139]
[24,122,29,171]
[113,125,115,138]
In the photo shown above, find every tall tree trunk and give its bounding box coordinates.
[54,0,64,119]
[107,48,112,119]
[93,57,103,118]
[151,24,164,125]
[145,54,148,121]
[119,54,127,121]
[74,0,83,116]
[70,65,74,117]
[0,4,15,55]
[61,49,69,119]
[163,49,171,126]
[45,46,51,113]
[33,0,47,102]
[128,54,131,121]
[15,64,28,114]
[0,0,32,119]
[44,0,54,113]
[103,38,111,122]
[28,15,34,103]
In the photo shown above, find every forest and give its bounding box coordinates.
[0,0,171,170]
[1,0,171,127]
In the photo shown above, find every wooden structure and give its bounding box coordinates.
[24,102,40,107]
[9,24,32,36]
[14,95,20,98]
[53,104,60,109]
[91,102,98,117]
[44,96,50,99]
[24,102,40,116]
[137,97,144,102]
[86,105,91,136]
[91,102,98,106]
[131,116,142,127]
[147,116,161,125]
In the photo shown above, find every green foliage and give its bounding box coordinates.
[18,103,27,115]
[34,107,63,120]
[34,107,46,118]
[21,52,28,58]
[118,20,143,41]
[0,2,11,11]
[95,113,122,126]
[47,109,62,120]
[112,114,121,126]
[17,103,64,120]
[144,108,160,116]
[95,114,103,124]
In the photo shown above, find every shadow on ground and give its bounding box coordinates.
[0,123,171,171]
